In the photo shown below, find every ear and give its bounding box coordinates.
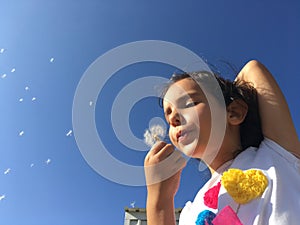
[227,99,248,125]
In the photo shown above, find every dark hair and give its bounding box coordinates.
[160,71,263,153]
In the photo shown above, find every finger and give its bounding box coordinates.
[145,151,186,185]
[144,141,167,165]
[155,143,174,161]
[148,141,167,155]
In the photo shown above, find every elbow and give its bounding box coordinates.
[244,60,265,72]
[241,59,270,81]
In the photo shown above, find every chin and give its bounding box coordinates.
[177,141,199,158]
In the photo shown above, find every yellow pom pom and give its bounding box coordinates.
[221,168,268,204]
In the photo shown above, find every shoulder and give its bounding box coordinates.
[231,138,299,170]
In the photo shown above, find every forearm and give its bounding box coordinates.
[236,60,300,156]
[146,194,176,225]
[144,142,186,225]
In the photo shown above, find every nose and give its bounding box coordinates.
[168,108,181,127]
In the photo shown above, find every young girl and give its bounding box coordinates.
[144,60,300,225]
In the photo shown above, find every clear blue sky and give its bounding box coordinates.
[0,0,299,224]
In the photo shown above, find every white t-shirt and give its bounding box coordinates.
[179,138,300,225]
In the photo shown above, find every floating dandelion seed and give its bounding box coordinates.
[11,68,16,73]
[0,48,5,53]
[50,57,54,63]
[1,74,7,79]
[89,101,93,106]
[46,159,51,164]
[19,98,24,102]
[19,131,24,136]
[144,124,166,147]
[66,130,72,136]
[0,195,5,201]
[25,86,29,90]
[32,97,36,101]
[4,168,11,175]
[130,201,136,208]
[30,163,34,167]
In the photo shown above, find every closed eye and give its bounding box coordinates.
[185,101,200,108]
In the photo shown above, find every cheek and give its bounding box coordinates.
[186,107,212,132]
[182,110,201,126]
[169,128,174,143]
[168,129,176,144]
[197,110,212,139]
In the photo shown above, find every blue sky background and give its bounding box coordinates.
[0,0,299,224]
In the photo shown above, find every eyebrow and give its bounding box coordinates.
[176,91,202,102]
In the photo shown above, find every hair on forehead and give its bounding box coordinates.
[160,70,224,107]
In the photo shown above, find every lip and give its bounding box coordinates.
[176,129,189,143]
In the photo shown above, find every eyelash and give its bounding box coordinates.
[164,101,200,115]
[185,101,200,108]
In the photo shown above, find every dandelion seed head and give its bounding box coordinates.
[144,124,166,147]
[144,130,155,147]
[150,125,166,138]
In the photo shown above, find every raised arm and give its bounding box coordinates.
[236,60,300,158]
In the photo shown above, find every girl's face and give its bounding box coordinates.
[163,78,212,158]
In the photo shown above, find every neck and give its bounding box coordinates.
[207,156,234,174]
[207,155,234,174]
[205,127,242,174]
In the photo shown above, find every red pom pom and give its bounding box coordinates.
[203,182,221,209]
